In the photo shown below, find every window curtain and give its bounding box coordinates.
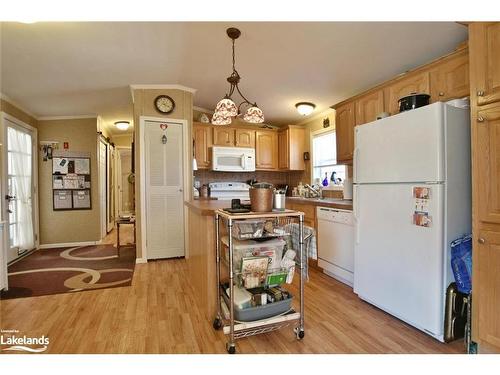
[7,126,34,250]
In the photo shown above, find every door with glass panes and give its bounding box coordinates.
[3,117,37,262]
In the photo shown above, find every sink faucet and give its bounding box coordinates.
[304,184,321,198]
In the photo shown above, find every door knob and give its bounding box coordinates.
[478,237,486,244]
[477,90,485,97]
[438,92,445,97]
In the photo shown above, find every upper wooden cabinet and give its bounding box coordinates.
[474,103,500,226]
[387,71,430,115]
[355,90,384,125]
[430,50,469,102]
[255,130,278,170]
[469,22,500,106]
[235,129,255,148]
[335,101,356,164]
[278,126,305,170]
[193,123,212,169]
[213,127,235,146]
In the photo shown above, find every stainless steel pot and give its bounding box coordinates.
[398,93,430,112]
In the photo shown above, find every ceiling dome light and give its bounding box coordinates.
[114,121,130,131]
[243,106,265,124]
[295,102,316,116]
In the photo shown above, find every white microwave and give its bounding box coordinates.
[212,146,256,172]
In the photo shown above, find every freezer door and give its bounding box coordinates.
[353,183,445,339]
[354,103,445,184]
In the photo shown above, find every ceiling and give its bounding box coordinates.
[0,22,467,133]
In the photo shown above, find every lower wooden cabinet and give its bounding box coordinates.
[473,231,500,352]
[255,130,278,170]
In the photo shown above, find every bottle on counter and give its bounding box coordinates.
[330,171,337,185]
[322,172,329,187]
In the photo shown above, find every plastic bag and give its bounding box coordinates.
[450,234,472,294]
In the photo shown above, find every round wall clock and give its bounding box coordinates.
[154,95,175,114]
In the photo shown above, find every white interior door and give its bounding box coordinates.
[144,120,184,259]
[3,119,36,262]
[99,140,107,239]
[106,145,114,232]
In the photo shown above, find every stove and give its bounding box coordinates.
[209,182,251,201]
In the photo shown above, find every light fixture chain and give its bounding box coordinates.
[232,38,236,72]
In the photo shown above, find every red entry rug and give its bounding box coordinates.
[0,244,135,300]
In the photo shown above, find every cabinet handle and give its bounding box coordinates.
[438,92,445,97]
[477,90,485,97]
[478,237,486,244]
[477,116,485,122]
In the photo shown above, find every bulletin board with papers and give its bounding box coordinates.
[52,156,91,210]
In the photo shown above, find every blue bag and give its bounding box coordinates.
[450,234,472,294]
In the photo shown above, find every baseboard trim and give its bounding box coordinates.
[38,241,100,249]
[135,258,147,264]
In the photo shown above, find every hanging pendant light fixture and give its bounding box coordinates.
[212,27,265,126]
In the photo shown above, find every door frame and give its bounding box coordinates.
[0,111,40,253]
[98,138,108,239]
[139,116,189,261]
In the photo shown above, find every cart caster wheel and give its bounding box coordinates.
[227,344,236,354]
[213,318,223,330]
[296,329,305,340]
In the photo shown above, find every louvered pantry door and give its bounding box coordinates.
[145,120,184,259]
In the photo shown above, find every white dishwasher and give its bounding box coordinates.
[316,207,355,287]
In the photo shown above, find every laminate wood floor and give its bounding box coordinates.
[0,255,465,354]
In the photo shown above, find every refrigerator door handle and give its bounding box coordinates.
[353,147,359,183]
[353,185,360,245]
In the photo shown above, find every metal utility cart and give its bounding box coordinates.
[212,209,306,354]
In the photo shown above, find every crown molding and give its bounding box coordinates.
[38,114,98,121]
[0,92,38,119]
[193,105,214,114]
[129,84,198,103]
[295,107,335,126]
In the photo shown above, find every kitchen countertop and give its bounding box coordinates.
[185,196,353,216]
[287,197,353,211]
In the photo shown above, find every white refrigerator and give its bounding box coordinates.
[353,102,471,342]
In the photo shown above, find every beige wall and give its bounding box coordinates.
[111,133,133,148]
[0,99,38,129]
[132,88,193,259]
[37,118,101,245]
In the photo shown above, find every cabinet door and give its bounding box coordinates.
[278,129,289,169]
[473,230,500,352]
[213,127,235,146]
[469,22,500,106]
[475,103,500,225]
[335,101,356,164]
[355,90,384,125]
[387,71,430,115]
[430,50,469,102]
[255,130,278,170]
[193,124,212,169]
[234,129,255,148]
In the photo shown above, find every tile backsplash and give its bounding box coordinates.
[194,170,304,194]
